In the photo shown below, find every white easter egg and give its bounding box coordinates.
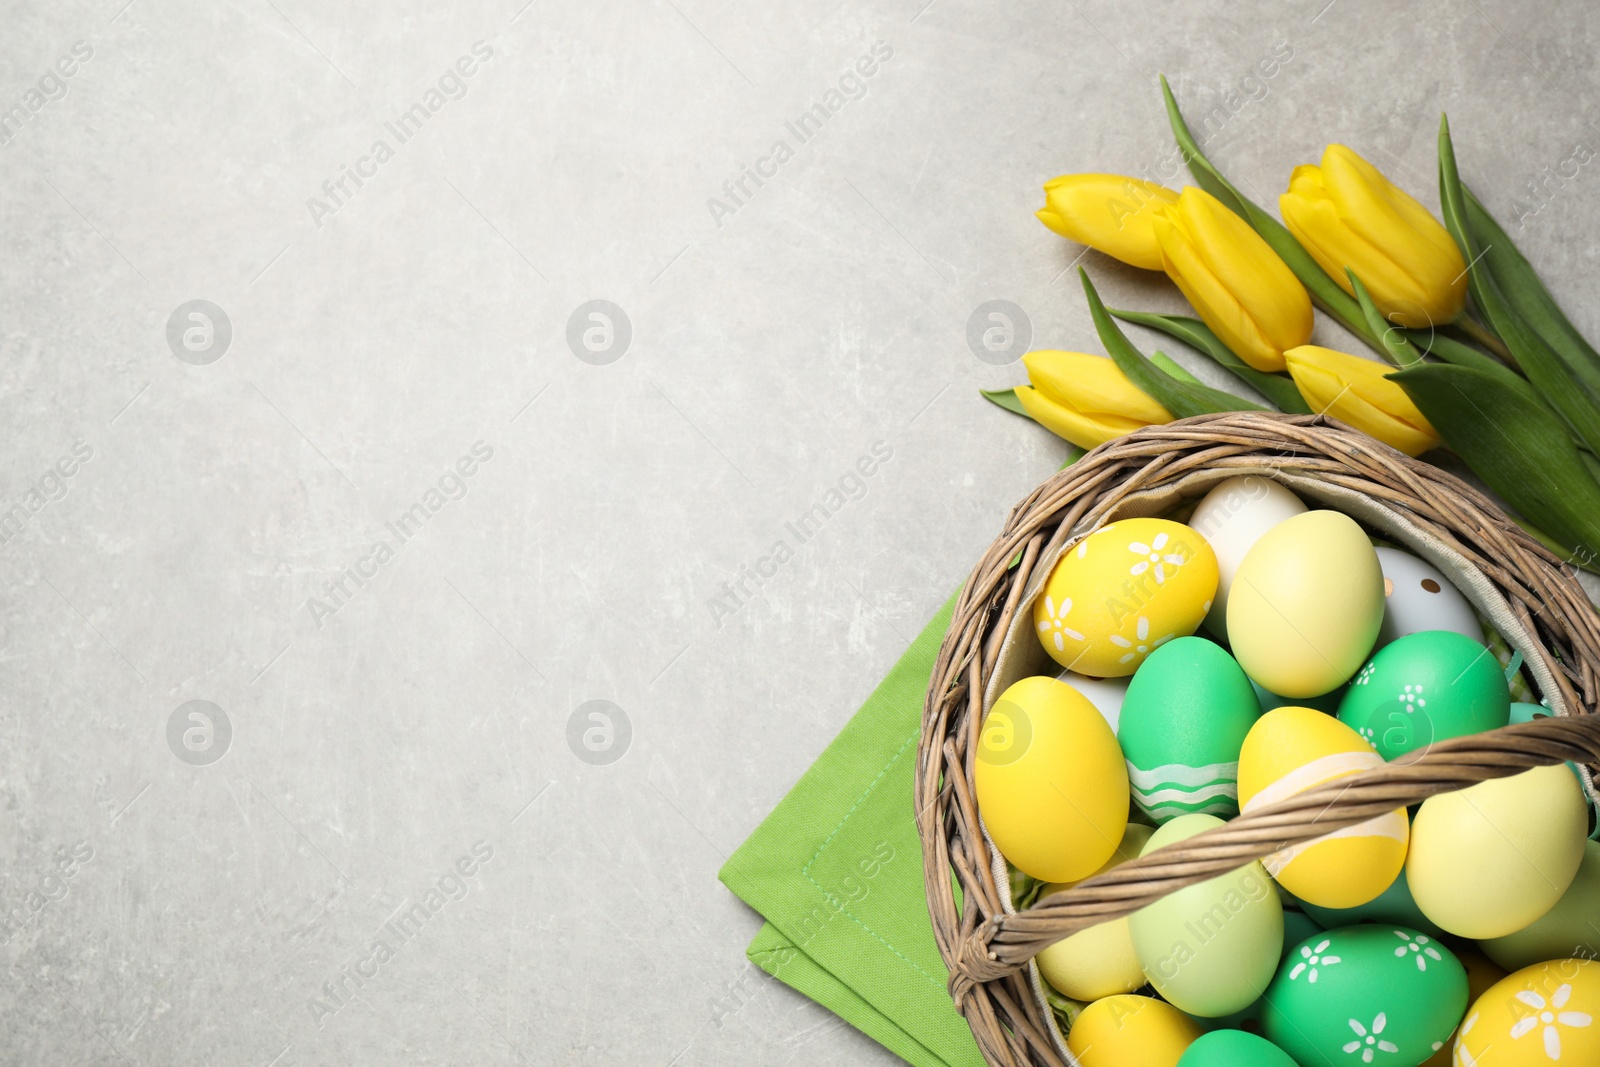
[1374,547,1482,647]
[1056,671,1129,733]
[1189,475,1306,635]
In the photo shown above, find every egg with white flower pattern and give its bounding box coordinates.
[1452,958,1600,1066]
[1033,518,1218,677]
[1263,925,1467,1067]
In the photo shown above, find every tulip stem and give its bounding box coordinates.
[1452,315,1517,367]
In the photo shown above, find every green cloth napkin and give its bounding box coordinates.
[718,593,987,1067]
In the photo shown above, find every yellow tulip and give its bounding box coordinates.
[1280,145,1467,328]
[1285,345,1440,456]
[1037,175,1179,271]
[1153,187,1313,373]
[1015,350,1173,450]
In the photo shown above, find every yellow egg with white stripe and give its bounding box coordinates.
[1238,706,1408,908]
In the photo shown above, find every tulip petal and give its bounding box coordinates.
[1175,187,1313,356]
[1287,355,1438,456]
[1282,192,1442,327]
[1014,384,1147,450]
[1154,207,1286,372]
[1038,174,1178,271]
[1022,350,1173,424]
[1320,144,1466,320]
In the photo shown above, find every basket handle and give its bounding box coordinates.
[947,714,1600,1004]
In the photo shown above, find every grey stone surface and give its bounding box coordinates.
[2,0,1597,1063]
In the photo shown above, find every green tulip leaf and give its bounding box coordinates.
[980,387,1031,419]
[1391,360,1600,560]
[1158,74,1380,347]
[1081,270,1266,416]
[1463,183,1600,376]
[1438,115,1600,456]
[1347,270,1425,369]
[1109,308,1312,413]
[1151,351,1202,384]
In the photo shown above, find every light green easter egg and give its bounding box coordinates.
[1263,925,1467,1067]
[1119,638,1260,822]
[1128,813,1283,1017]
[1482,839,1600,971]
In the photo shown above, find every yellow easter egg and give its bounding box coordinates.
[1033,518,1219,677]
[1238,706,1408,908]
[1408,764,1587,939]
[1228,510,1384,697]
[1453,958,1600,1066]
[1036,823,1154,1001]
[1066,994,1201,1067]
[974,676,1130,882]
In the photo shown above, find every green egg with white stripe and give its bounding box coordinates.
[1118,637,1261,823]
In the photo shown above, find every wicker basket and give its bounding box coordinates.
[916,411,1600,1066]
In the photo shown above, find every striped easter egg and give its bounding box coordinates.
[1118,637,1261,823]
[1238,706,1409,909]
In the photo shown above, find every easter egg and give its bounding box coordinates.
[1228,510,1385,697]
[1034,518,1219,677]
[1298,864,1445,939]
[1452,958,1600,1066]
[1420,948,1505,1067]
[1036,823,1154,1001]
[1263,925,1468,1067]
[1254,679,1345,715]
[1192,910,1327,1035]
[974,676,1129,882]
[1190,474,1307,634]
[1119,637,1261,821]
[1128,814,1284,1017]
[1056,670,1129,733]
[1337,631,1510,761]
[1407,764,1587,939]
[1066,994,1202,1067]
[1482,840,1600,972]
[1375,547,1482,647]
[1178,1029,1297,1067]
[1239,706,1409,908]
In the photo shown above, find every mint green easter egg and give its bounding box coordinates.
[1263,925,1467,1067]
[1178,1029,1297,1067]
[1119,638,1260,822]
[1336,630,1509,760]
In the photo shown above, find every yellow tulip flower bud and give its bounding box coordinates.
[1015,350,1174,450]
[1037,175,1179,271]
[1280,145,1467,328]
[1284,345,1440,457]
[1152,187,1313,373]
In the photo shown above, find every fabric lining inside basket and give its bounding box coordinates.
[972,466,1599,1062]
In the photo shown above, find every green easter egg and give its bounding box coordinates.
[1263,925,1467,1067]
[1297,865,1445,939]
[1254,679,1345,715]
[1178,1029,1297,1067]
[1337,630,1509,760]
[1128,813,1283,1018]
[1120,638,1261,822]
